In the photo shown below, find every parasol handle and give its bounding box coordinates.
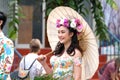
[37,51,54,61]
[45,51,54,56]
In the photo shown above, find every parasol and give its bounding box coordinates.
[47,6,99,79]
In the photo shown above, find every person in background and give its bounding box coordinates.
[37,18,83,80]
[18,38,46,80]
[98,57,120,80]
[0,11,14,80]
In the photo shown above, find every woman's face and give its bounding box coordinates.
[57,26,73,44]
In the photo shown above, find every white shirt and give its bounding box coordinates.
[19,53,46,80]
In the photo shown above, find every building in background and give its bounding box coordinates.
[0,0,47,49]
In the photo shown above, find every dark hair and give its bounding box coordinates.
[0,11,7,29]
[29,39,41,53]
[54,27,83,56]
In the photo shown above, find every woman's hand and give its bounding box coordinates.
[37,55,47,65]
[37,55,53,74]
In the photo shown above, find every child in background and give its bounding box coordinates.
[18,39,46,80]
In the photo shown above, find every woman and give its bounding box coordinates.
[37,18,83,80]
[99,57,120,80]
[18,39,46,80]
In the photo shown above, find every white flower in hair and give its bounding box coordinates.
[70,19,76,29]
[60,19,64,24]
[56,18,83,33]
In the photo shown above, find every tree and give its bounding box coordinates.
[8,0,24,40]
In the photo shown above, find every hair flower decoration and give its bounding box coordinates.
[77,24,83,32]
[56,18,83,32]
[70,19,76,29]
[56,19,61,28]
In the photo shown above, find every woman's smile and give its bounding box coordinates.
[58,26,70,44]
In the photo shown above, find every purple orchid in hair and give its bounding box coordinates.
[64,19,69,27]
[75,19,80,25]
[56,19,61,28]
[77,24,83,32]
[56,18,83,33]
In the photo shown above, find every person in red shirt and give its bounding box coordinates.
[98,57,120,80]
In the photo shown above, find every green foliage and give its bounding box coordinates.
[90,0,109,40]
[34,74,58,80]
[34,71,74,80]
[46,0,88,17]
[106,0,118,10]
[8,0,24,40]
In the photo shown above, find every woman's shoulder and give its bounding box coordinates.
[74,48,82,58]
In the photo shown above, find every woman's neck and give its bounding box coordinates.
[64,40,72,51]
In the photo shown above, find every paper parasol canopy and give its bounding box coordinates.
[47,6,99,79]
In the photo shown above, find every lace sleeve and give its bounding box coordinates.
[74,57,82,66]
